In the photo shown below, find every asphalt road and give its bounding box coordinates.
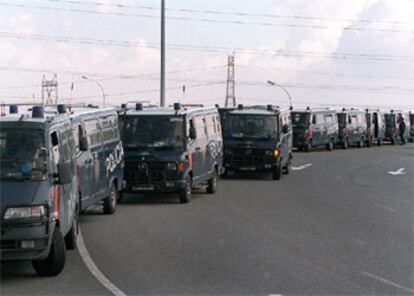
[2,144,413,295]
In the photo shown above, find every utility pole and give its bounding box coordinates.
[160,0,166,107]
[225,53,236,107]
[42,74,58,105]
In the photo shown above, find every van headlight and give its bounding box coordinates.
[4,206,47,220]
[166,162,178,171]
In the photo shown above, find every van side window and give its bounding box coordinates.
[311,115,316,125]
[316,114,324,124]
[351,115,358,125]
[72,124,80,154]
[85,119,102,147]
[325,115,333,124]
[59,127,72,162]
[101,115,119,143]
[50,131,60,168]
[195,116,206,137]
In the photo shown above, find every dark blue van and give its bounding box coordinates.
[408,111,414,142]
[365,109,385,146]
[291,108,339,151]
[221,105,292,180]
[119,103,223,203]
[384,110,400,145]
[336,109,368,148]
[70,107,124,214]
[1,105,78,276]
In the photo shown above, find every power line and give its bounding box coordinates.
[47,0,414,27]
[0,65,227,90]
[1,2,413,33]
[1,31,413,62]
[236,64,414,81]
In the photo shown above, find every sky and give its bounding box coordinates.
[0,0,413,110]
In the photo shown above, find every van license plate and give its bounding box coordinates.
[133,186,155,191]
[239,167,256,171]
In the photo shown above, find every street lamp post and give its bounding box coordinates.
[82,75,106,107]
[267,80,293,109]
[160,0,166,107]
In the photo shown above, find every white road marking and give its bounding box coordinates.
[388,168,406,176]
[362,272,414,294]
[292,163,312,171]
[78,228,128,296]
[373,202,398,213]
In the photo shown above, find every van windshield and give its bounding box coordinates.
[224,114,278,140]
[0,129,47,182]
[122,116,185,149]
[337,113,347,127]
[291,112,310,127]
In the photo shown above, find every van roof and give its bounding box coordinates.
[123,106,218,117]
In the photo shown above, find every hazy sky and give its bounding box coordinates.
[0,0,413,110]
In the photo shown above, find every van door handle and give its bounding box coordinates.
[195,147,201,151]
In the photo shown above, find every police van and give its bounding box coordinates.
[0,105,78,276]
[70,107,124,214]
[408,111,414,142]
[119,103,223,203]
[365,109,385,146]
[221,104,292,180]
[291,107,338,151]
[336,109,368,148]
[384,110,401,145]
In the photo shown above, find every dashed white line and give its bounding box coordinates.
[78,228,128,296]
[362,272,414,294]
[372,202,398,213]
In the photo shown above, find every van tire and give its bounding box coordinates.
[32,229,66,277]
[342,138,349,149]
[391,136,396,145]
[357,138,364,148]
[103,184,117,215]
[272,165,282,181]
[377,139,383,146]
[206,170,218,194]
[118,191,124,204]
[366,137,372,147]
[179,175,192,203]
[305,142,312,152]
[327,139,334,151]
[64,208,78,250]
[283,158,291,175]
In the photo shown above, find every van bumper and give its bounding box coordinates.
[0,220,54,261]
[224,160,280,173]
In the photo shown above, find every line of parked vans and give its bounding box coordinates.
[0,102,413,277]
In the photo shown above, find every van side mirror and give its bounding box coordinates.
[282,124,289,134]
[189,126,197,140]
[56,162,72,185]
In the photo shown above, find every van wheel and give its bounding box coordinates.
[64,208,78,250]
[327,139,334,151]
[283,158,291,175]
[357,138,364,148]
[366,137,372,147]
[103,184,117,215]
[305,141,312,152]
[32,229,66,277]
[272,165,282,180]
[391,136,396,145]
[118,191,124,204]
[342,138,349,149]
[377,139,383,146]
[179,175,192,203]
[206,170,218,194]
[222,169,229,179]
